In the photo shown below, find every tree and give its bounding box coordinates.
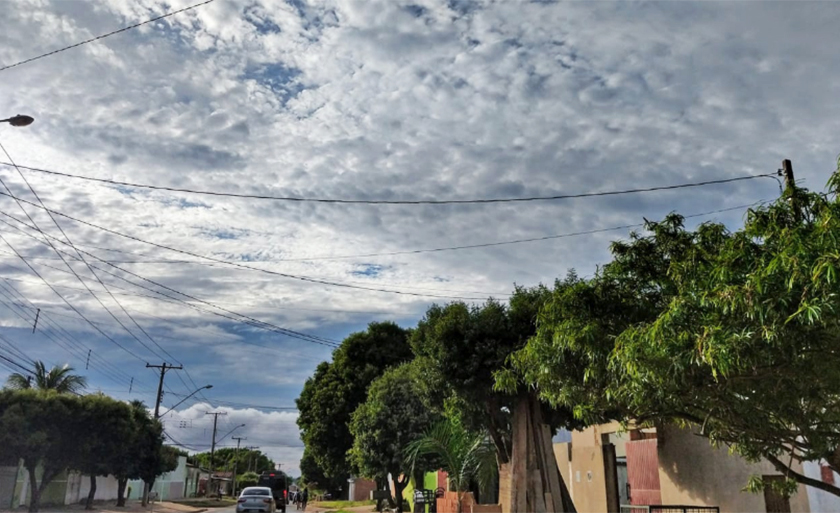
[412,288,578,512]
[71,394,135,509]
[4,361,87,394]
[0,390,81,512]
[349,362,442,512]
[297,322,413,487]
[510,165,840,497]
[193,448,275,473]
[405,419,497,513]
[238,471,260,490]
[125,401,178,506]
[300,447,343,494]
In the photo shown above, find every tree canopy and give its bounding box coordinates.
[0,391,173,512]
[4,361,87,394]
[349,362,442,512]
[411,286,578,464]
[296,322,413,481]
[508,169,840,497]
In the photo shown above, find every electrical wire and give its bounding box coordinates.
[0,0,217,73]
[0,142,181,371]
[0,211,341,348]
[0,280,152,391]
[273,202,767,261]
[3,161,775,205]
[0,190,508,300]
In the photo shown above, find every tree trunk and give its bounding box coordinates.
[116,478,127,507]
[26,466,40,513]
[85,474,97,510]
[393,474,407,513]
[503,392,576,513]
[141,481,149,507]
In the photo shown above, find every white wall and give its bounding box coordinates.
[803,461,840,513]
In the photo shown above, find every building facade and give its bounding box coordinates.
[554,422,840,513]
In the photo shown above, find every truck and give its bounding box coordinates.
[257,471,288,513]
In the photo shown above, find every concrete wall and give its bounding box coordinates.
[657,424,811,513]
[553,422,622,513]
[802,461,840,513]
[347,476,376,502]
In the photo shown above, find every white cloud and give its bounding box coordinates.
[1,1,840,470]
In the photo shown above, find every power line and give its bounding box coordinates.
[0,0,217,73]
[0,280,152,391]
[3,161,775,205]
[0,191,506,300]
[0,142,181,369]
[0,210,341,349]
[273,202,767,261]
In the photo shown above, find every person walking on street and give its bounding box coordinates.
[302,488,308,510]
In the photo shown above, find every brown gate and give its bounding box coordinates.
[626,438,662,505]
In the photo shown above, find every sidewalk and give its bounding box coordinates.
[0,500,207,513]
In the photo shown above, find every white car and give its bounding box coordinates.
[237,487,276,513]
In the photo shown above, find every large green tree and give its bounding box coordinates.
[297,322,413,489]
[0,390,81,512]
[71,394,136,509]
[4,361,86,394]
[510,167,840,497]
[412,287,578,512]
[349,362,442,512]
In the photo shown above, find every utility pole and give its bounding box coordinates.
[205,412,227,475]
[779,159,800,219]
[143,362,182,505]
[246,446,260,472]
[146,362,183,419]
[232,436,247,496]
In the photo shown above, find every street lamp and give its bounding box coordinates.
[160,385,213,417]
[217,423,246,444]
[0,115,34,127]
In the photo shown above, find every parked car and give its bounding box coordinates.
[237,487,276,513]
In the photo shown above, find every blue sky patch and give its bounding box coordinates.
[351,264,388,278]
[242,62,307,106]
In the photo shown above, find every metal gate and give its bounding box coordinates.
[625,438,662,505]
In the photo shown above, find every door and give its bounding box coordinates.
[762,476,792,513]
[625,438,662,505]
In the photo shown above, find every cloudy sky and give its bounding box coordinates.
[1,0,839,474]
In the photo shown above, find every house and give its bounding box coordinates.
[347,476,377,502]
[554,422,840,513]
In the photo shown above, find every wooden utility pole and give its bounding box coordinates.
[232,436,247,496]
[205,411,227,479]
[143,362,182,506]
[781,159,795,191]
[146,362,183,419]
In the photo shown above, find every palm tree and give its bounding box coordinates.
[404,419,497,513]
[5,361,87,394]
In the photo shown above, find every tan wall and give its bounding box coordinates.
[553,423,621,513]
[350,478,377,502]
[657,424,811,513]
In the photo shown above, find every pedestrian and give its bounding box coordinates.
[302,488,308,510]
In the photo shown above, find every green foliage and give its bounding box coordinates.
[404,418,497,499]
[411,286,578,463]
[509,164,840,496]
[4,361,87,394]
[237,471,260,489]
[296,322,413,481]
[349,362,442,497]
[0,391,172,511]
[0,389,81,511]
[192,448,274,473]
